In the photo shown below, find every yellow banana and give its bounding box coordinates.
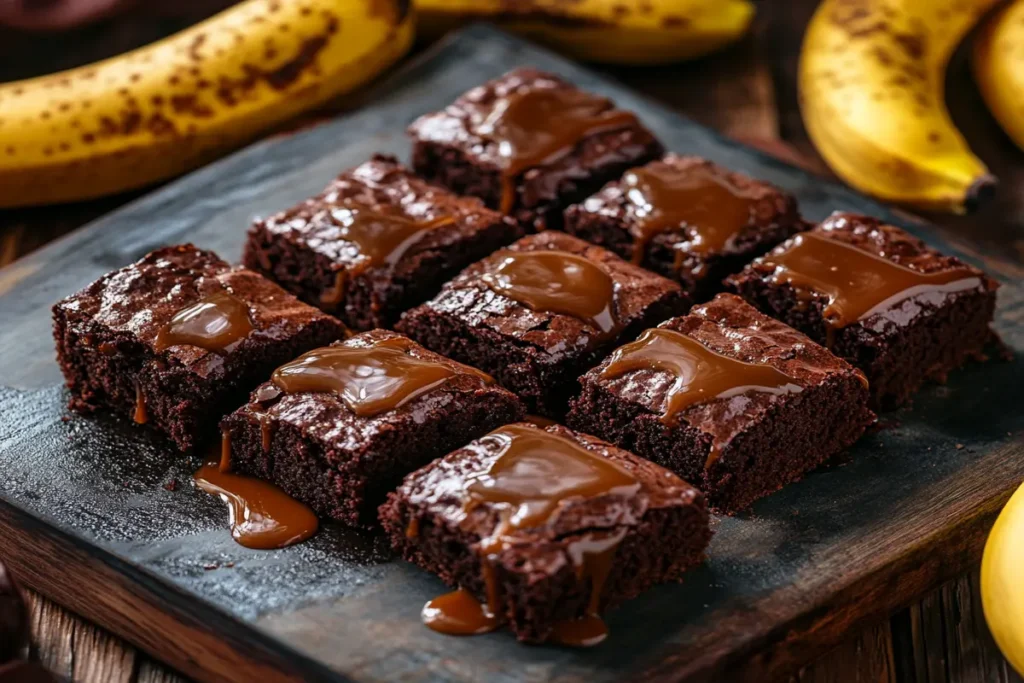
[416,0,755,66]
[982,481,1024,677]
[973,0,1024,152]
[0,0,414,208]
[798,0,997,213]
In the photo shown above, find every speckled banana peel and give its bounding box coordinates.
[973,0,1024,153]
[982,481,1024,677]
[0,0,415,208]
[416,0,755,65]
[799,0,998,213]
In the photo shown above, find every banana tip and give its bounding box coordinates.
[965,174,998,213]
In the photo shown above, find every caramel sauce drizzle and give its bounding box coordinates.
[475,87,638,213]
[133,381,147,425]
[622,163,757,266]
[154,290,254,354]
[423,424,640,645]
[481,250,620,338]
[270,336,489,417]
[193,432,318,550]
[319,209,454,307]
[761,232,982,333]
[601,328,803,468]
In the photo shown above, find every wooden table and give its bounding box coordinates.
[2,3,1022,681]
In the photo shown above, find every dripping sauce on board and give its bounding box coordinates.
[193,433,318,550]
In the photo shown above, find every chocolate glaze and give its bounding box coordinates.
[481,249,620,337]
[154,290,254,354]
[622,161,757,264]
[270,335,490,418]
[194,435,318,550]
[425,424,641,644]
[760,231,982,332]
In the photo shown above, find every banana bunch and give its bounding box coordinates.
[798,0,999,213]
[416,0,755,66]
[974,0,1024,153]
[982,481,1024,677]
[0,0,414,208]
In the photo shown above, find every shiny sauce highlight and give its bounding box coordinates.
[601,328,803,467]
[270,336,488,417]
[423,424,640,645]
[155,290,254,353]
[476,87,638,212]
[481,250,620,338]
[193,433,318,550]
[622,163,757,265]
[761,232,981,332]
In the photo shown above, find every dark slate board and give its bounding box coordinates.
[0,26,1022,683]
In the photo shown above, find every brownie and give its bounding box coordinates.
[564,154,807,300]
[53,245,347,452]
[220,330,526,526]
[408,68,664,231]
[396,231,689,417]
[566,293,875,513]
[243,155,523,331]
[379,422,711,644]
[726,212,999,409]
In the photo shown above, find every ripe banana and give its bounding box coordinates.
[0,0,414,208]
[416,0,755,66]
[799,0,997,213]
[981,481,1024,677]
[973,0,1024,153]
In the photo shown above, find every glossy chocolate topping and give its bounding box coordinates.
[601,327,803,425]
[154,290,254,353]
[622,162,757,262]
[194,435,318,550]
[271,336,488,417]
[481,250,620,336]
[761,232,982,329]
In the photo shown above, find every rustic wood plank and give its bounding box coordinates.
[25,590,184,683]
[795,620,896,683]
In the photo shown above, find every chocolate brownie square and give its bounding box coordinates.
[52,245,347,452]
[220,330,525,526]
[243,155,523,331]
[408,68,664,231]
[564,154,807,300]
[726,212,999,409]
[567,293,875,513]
[378,422,711,644]
[396,231,689,417]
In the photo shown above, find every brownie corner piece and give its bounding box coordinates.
[220,329,526,526]
[378,422,711,643]
[396,231,689,417]
[726,211,1000,409]
[408,67,663,231]
[564,153,807,300]
[52,244,347,451]
[567,293,875,513]
[243,154,523,331]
